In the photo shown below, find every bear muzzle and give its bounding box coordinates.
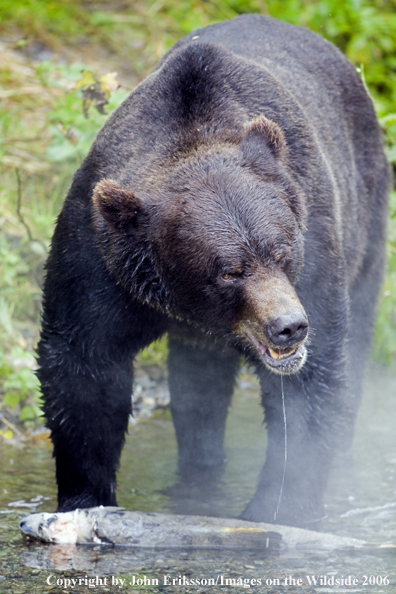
[235,272,309,374]
[243,330,308,375]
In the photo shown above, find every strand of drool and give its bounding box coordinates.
[274,375,287,522]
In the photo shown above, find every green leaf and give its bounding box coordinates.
[4,392,20,408]
[19,406,37,421]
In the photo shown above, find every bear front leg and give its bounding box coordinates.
[242,362,351,528]
[168,329,240,479]
[40,347,133,512]
[38,218,168,512]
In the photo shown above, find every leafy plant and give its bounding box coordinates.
[0,57,129,428]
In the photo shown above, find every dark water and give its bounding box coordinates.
[0,364,395,593]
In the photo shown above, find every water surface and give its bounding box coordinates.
[0,364,395,593]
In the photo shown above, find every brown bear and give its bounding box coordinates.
[38,14,389,527]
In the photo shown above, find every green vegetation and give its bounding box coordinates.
[0,0,395,435]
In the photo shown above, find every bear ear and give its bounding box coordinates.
[92,179,141,232]
[242,115,287,160]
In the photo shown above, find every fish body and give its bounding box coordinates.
[20,507,366,552]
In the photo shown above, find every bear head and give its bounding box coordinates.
[92,115,309,374]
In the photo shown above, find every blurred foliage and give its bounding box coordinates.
[0,0,395,432]
[0,0,98,48]
[138,337,169,368]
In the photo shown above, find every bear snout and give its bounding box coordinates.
[266,310,308,348]
[235,271,309,373]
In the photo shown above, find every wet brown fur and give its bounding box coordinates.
[38,15,389,526]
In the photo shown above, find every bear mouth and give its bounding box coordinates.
[244,333,307,375]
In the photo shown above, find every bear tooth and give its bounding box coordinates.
[280,347,298,359]
[269,346,299,360]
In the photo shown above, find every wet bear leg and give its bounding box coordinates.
[241,362,350,527]
[168,332,240,478]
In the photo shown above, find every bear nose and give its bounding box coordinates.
[266,310,308,347]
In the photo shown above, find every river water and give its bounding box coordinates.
[0,364,395,593]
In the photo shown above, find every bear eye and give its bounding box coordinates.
[222,273,235,281]
[219,271,241,283]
